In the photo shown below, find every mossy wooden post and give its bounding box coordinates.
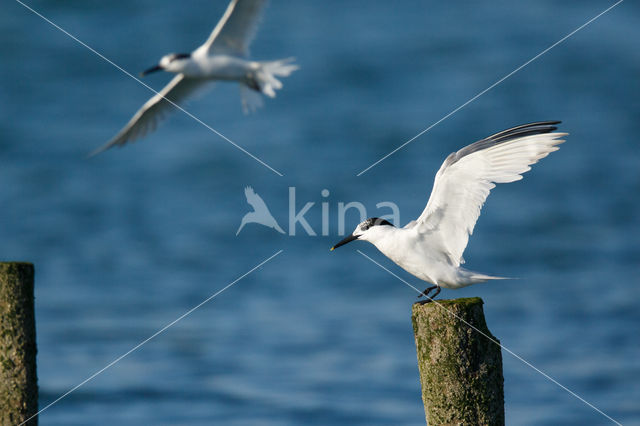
[0,262,38,425]
[412,297,504,425]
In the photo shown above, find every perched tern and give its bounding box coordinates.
[331,121,567,301]
[91,0,298,156]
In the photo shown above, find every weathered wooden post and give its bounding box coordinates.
[0,262,38,425]
[412,297,504,425]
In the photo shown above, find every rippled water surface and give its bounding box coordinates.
[2,1,639,424]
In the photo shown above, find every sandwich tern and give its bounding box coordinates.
[331,121,567,301]
[91,0,298,156]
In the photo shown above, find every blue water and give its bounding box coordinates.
[2,0,639,424]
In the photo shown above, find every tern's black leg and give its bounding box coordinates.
[418,285,438,299]
[417,285,441,304]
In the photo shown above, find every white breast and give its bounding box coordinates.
[372,228,445,283]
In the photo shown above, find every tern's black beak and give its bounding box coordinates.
[140,65,162,77]
[330,234,360,251]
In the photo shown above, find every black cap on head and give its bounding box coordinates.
[360,217,394,231]
[330,218,393,251]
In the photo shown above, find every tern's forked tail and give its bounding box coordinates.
[255,58,298,98]
[451,269,511,288]
[241,58,298,113]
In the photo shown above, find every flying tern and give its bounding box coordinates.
[91,0,298,156]
[331,121,567,301]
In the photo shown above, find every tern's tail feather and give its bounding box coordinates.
[452,269,511,288]
[254,58,298,98]
[468,273,510,282]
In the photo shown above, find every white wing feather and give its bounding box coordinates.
[414,128,567,266]
[90,75,209,156]
[202,0,267,56]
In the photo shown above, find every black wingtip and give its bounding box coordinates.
[488,121,562,142]
[491,121,562,143]
[86,145,108,158]
[87,139,119,158]
[445,121,564,167]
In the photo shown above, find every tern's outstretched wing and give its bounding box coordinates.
[91,75,209,156]
[244,186,269,212]
[201,0,267,56]
[413,121,567,266]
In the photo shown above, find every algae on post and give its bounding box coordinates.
[412,297,504,425]
[0,262,38,425]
